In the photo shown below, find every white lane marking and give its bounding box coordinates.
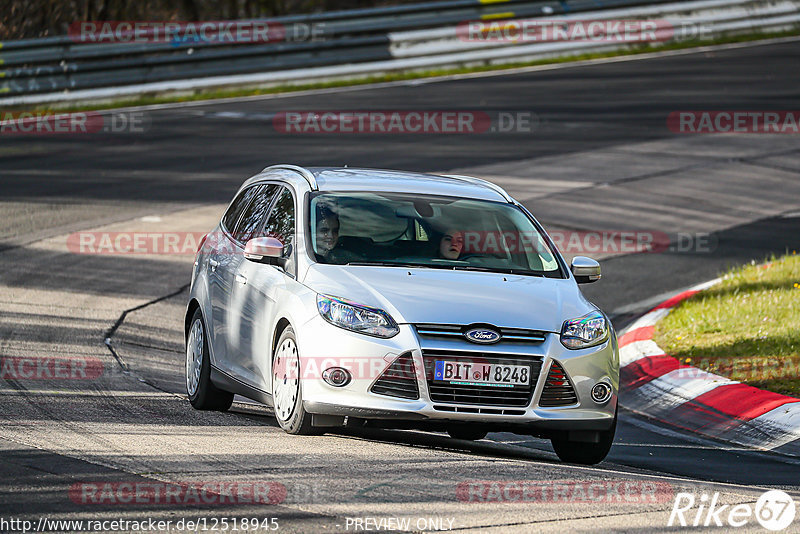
[203,111,278,121]
[0,389,175,397]
[614,443,753,450]
[502,438,752,451]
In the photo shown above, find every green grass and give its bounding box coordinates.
[13,28,800,113]
[654,253,800,397]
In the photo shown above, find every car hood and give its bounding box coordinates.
[303,264,596,332]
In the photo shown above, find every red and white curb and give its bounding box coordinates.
[618,279,800,455]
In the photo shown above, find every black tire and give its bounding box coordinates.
[447,425,488,441]
[186,308,234,411]
[551,411,617,465]
[272,326,322,435]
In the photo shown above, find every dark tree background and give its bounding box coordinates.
[1,0,415,40]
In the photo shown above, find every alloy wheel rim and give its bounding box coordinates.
[186,319,203,396]
[273,338,300,422]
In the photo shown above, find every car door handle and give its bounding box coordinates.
[235,274,247,285]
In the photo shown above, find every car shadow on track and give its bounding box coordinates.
[227,401,583,467]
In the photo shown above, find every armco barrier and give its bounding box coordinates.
[0,0,668,98]
[0,0,798,105]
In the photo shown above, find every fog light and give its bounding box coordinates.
[323,367,351,387]
[591,382,612,404]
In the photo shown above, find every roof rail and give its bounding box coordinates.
[439,174,514,203]
[263,164,318,191]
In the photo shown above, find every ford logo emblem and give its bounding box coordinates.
[464,328,501,344]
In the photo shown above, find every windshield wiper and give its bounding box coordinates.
[451,265,545,277]
[346,261,445,269]
[347,261,547,277]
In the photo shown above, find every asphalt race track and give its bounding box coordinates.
[1,38,800,532]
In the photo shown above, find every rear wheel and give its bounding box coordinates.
[272,326,321,435]
[186,308,234,411]
[447,425,488,441]
[550,411,617,465]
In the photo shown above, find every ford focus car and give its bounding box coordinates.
[185,164,619,464]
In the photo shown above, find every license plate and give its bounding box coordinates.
[433,361,530,388]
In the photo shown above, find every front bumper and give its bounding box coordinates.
[296,314,618,430]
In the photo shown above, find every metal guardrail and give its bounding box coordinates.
[0,0,798,104]
[0,0,674,98]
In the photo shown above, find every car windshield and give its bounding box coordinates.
[308,191,563,277]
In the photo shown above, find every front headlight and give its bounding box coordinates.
[560,311,609,349]
[316,294,400,338]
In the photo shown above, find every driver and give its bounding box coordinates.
[314,204,363,263]
[315,204,340,258]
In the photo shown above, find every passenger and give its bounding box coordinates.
[439,229,464,260]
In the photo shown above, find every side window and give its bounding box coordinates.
[222,185,261,234]
[414,220,429,241]
[258,187,295,259]
[233,184,280,244]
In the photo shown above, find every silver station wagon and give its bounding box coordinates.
[185,164,619,464]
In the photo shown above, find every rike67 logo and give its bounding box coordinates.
[668,490,797,531]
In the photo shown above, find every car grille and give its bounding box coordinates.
[539,361,578,407]
[422,349,543,407]
[414,324,547,344]
[370,352,419,400]
[433,405,526,416]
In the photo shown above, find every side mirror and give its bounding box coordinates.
[244,237,285,267]
[571,256,601,284]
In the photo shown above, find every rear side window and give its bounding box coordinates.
[222,185,261,233]
[259,187,295,259]
[233,184,281,243]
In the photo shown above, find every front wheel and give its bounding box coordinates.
[272,326,322,435]
[551,411,617,465]
[186,308,234,411]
